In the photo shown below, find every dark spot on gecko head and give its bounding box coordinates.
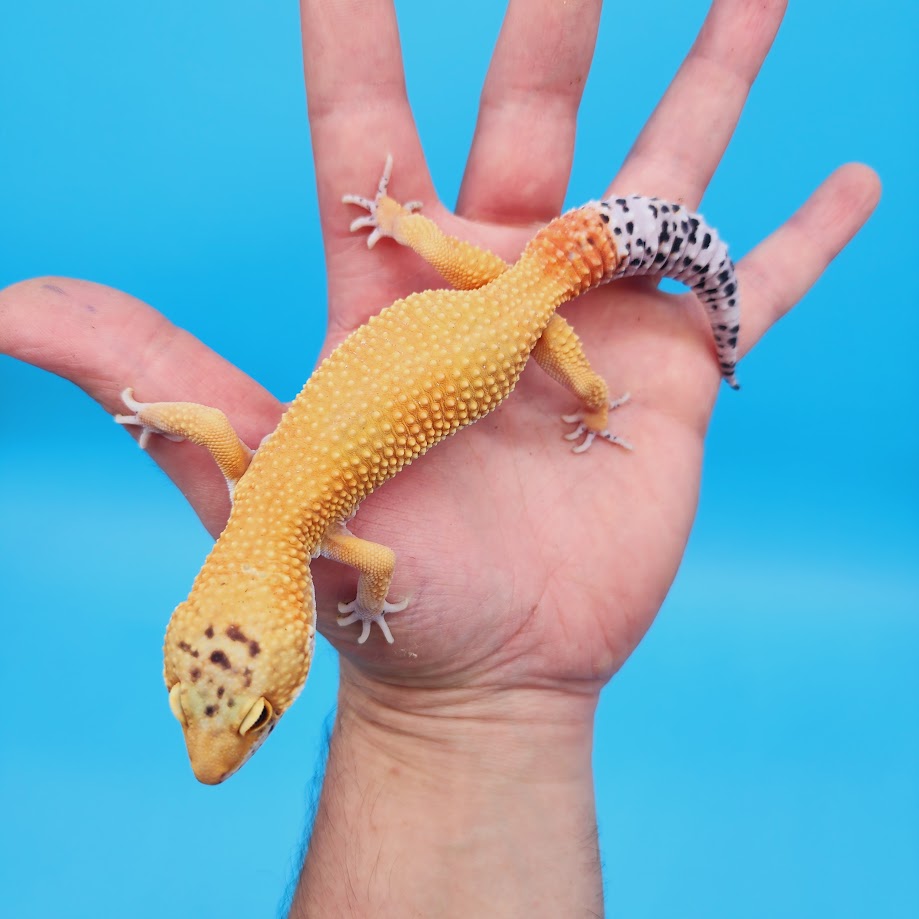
[599,212,610,223]
[217,686,225,698]
[227,698,235,708]
[227,624,260,658]
[178,641,199,658]
[210,650,231,670]
[204,705,218,718]
[204,625,214,639]
[226,624,248,643]
[190,667,201,682]
[243,667,253,688]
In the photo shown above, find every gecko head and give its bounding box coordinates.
[162,581,316,784]
[168,681,277,784]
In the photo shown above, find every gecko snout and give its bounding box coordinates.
[168,683,277,784]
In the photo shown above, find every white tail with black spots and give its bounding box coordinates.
[591,196,741,389]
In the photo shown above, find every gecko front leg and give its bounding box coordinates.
[320,522,409,645]
[115,388,255,497]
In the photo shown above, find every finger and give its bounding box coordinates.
[0,277,283,536]
[612,0,787,206]
[457,0,603,223]
[300,0,434,247]
[736,163,881,353]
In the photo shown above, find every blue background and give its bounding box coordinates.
[1,2,916,916]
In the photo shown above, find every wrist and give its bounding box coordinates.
[335,659,599,782]
[290,663,604,917]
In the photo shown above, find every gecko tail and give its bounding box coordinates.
[593,195,741,390]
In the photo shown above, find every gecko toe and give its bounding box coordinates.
[562,393,632,453]
[336,595,406,644]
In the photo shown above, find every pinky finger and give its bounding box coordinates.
[736,163,881,355]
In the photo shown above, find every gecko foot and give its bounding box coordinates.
[337,596,409,645]
[114,387,185,449]
[562,393,633,454]
[342,154,422,248]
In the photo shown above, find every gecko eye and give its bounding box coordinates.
[239,697,273,736]
[168,684,187,727]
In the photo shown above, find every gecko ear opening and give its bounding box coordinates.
[168,684,187,727]
[239,697,273,736]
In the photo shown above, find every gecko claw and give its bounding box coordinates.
[562,393,633,453]
[337,596,408,645]
[343,155,423,248]
[114,387,185,449]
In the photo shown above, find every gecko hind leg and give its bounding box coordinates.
[320,523,408,645]
[342,155,422,249]
[531,315,633,454]
[344,156,509,290]
[114,387,254,496]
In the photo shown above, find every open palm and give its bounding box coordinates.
[0,0,878,714]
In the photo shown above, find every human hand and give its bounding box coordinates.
[0,1,880,912]
[0,0,878,718]
[299,0,880,721]
[293,5,879,911]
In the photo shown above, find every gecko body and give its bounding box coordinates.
[117,160,740,783]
